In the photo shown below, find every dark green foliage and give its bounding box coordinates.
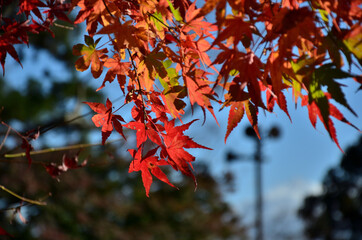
[0,148,247,240]
[298,137,362,240]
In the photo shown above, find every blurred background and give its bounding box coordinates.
[0,3,362,240]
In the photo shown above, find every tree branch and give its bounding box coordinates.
[0,185,47,206]
[3,138,123,158]
[0,125,10,151]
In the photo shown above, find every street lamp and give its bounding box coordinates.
[226,125,281,240]
[245,125,280,240]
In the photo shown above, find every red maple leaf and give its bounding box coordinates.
[84,98,126,144]
[212,16,253,48]
[123,102,164,148]
[184,69,218,122]
[128,148,177,197]
[0,18,39,75]
[124,120,164,148]
[225,101,245,142]
[74,0,120,36]
[18,0,45,19]
[21,138,33,166]
[43,0,72,23]
[302,94,360,152]
[264,81,291,121]
[160,119,211,187]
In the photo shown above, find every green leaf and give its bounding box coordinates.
[159,77,169,91]
[84,35,94,47]
[318,9,329,23]
[167,68,179,85]
[229,69,239,76]
[145,51,167,79]
[161,60,180,86]
[309,73,325,101]
[323,35,342,68]
[309,72,330,132]
[163,59,173,68]
[166,0,183,22]
[343,28,362,60]
[314,64,356,116]
[291,57,314,74]
[151,12,167,31]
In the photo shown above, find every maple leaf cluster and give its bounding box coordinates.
[69,0,220,195]
[1,0,361,197]
[70,0,361,195]
[0,0,72,74]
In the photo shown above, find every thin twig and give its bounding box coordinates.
[4,138,123,158]
[147,12,170,30]
[0,202,32,211]
[36,96,124,136]
[53,22,74,30]
[147,12,179,41]
[113,102,127,114]
[0,193,51,211]
[2,97,124,157]
[102,0,116,19]
[127,48,140,83]
[1,121,25,139]
[126,48,143,94]
[126,48,149,121]
[0,185,46,206]
[97,37,115,49]
[0,125,11,151]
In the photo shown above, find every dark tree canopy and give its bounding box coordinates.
[1,149,247,240]
[298,137,362,240]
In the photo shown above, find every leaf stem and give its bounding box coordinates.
[113,102,127,114]
[147,12,179,41]
[147,13,167,28]
[126,48,149,121]
[102,0,116,19]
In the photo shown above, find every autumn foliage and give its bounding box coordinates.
[1,0,361,202]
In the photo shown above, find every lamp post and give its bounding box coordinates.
[227,126,281,240]
[245,126,280,240]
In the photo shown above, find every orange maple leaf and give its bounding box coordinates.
[97,54,131,92]
[73,35,108,78]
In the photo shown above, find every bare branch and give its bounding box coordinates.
[4,138,123,159]
[0,185,47,206]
